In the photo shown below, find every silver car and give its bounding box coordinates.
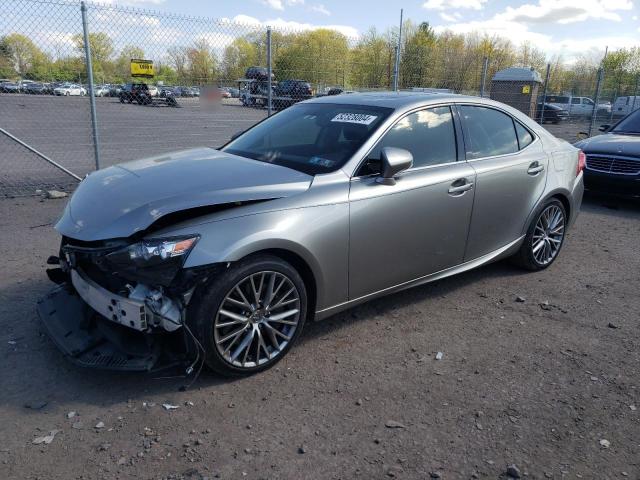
[39,92,584,376]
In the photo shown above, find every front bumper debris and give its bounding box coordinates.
[37,285,183,371]
[71,268,149,331]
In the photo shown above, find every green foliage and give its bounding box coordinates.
[1,24,639,99]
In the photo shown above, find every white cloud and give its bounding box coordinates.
[424,0,487,10]
[225,14,358,37]
[261,0,284,10]
[432,0,637,61]
[439,12,462,22]
[498,0,633,25]
[310,4,331,16]
[260,0,305,10]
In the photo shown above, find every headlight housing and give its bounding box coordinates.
[103,235,199,286]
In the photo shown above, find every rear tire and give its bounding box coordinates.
[511,198,567,271]
[189,255,307,377]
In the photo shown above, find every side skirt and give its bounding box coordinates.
[314,235,525,321]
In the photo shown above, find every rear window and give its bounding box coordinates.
[514,122,534,149]
[459,106,518,159]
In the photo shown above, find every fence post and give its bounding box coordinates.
[479,57,488,97]
[266,27,272,116]
[539,63,551,125]
[81,1,101,170]
[588,67,604,137]
[393,9,403,92]
[631,75,639,113]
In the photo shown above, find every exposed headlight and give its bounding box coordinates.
[104,235,199,286]
[129,237,198,262]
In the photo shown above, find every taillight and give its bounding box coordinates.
[577,150,586,176]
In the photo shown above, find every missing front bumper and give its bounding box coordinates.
[37,285,183,371]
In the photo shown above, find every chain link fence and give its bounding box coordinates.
[1,0,639,196]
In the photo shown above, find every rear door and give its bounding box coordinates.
[458,104,548,260]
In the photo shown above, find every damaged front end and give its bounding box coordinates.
[38,236,221,371]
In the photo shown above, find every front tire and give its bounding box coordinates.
[189,255,307,377]
[511,198,567,271]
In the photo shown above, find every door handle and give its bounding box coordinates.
[448,180,474,195]
[527,163,545,175]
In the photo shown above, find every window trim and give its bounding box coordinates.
[353,103,461,178]
[455,103,539,162]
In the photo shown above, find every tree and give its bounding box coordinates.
[0,33,49,78]
[221,37,260,82]
[186,39,217,84]
[275,29,349,89]
[72,32,114,78]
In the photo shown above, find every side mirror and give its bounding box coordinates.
[230,130,244,141]
[376,147,413,186]
[599,124,610,132]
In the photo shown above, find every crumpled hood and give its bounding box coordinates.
[56,148,312,241]
[575,133,640,157]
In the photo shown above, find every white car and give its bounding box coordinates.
[54,83,86,96]
[612,96,640,117]
[93,85,110,97]
[147,85,159,97]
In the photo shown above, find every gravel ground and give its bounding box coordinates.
[0,192,638,480]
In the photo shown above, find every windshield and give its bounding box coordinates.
[222,103,392,175]
[612,109,640,134]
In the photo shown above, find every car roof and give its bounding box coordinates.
[306,91,490,110]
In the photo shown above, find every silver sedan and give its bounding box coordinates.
[40,92,584,376]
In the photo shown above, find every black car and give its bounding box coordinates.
[244,66,274,81]
[273,79,312,109]
[0,82,21,93]
[574,109,640,197]
[120,83,153,104]
[536,103,569,124]
[23,82,48,94]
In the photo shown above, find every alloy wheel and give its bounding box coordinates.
[531,204,565,266]
[213,271,301,369]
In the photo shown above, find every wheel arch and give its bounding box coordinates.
[523,188,572,235]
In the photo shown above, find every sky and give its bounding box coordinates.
[107,0,640,60]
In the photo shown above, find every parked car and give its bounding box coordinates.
[545,95,610,117]
[39,93,584,376]
[93,84,110,97]
[612,96,640,117]
[174,86,198,97]
[54,83,86,96]
[225,87,240,98]
[574,108,640,197]
[23,82,47,94]
[273,79,313,109]
[245,66,274,81]
[218,87,231,99]
[536,103,569,124]
[119,83,153,104]
[0,82,21,93]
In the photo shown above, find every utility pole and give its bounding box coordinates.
[393,9,403,91]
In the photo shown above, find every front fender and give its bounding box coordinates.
[168,204,350,312]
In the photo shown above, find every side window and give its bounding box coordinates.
[459,106,518,159]
[365,106,457,171]
[571,98,581,105]
[514,121,534,149]
[583,98,594,106]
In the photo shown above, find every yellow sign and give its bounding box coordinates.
[130,59,154,78]
[522,85,531,94]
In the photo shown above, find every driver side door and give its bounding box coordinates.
[348,106,476,300]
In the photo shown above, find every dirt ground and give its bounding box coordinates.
[0,193,639,480]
